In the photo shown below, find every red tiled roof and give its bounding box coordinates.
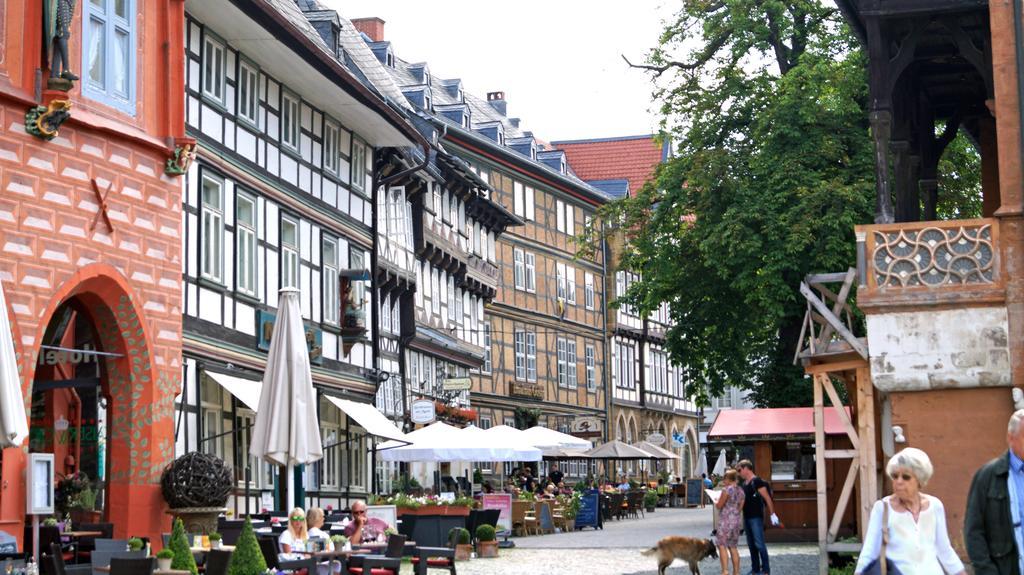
[708,407,851,439]
[553,135,664,196]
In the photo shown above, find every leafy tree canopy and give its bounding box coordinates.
[595,1,982,408]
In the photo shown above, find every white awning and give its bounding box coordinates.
[206,371,262,412]
[323,395,408,443]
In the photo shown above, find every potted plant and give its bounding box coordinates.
[449,527,472,561]
[563,492,581,531]
[156,549,174,571]
[43,518,58,528]
[160,452,233,534]
[330,535,349,551]
[208,532,222,550]
[475,524,498,558]
[644,489,659,513]
[167,518,199,575]
[226,518,267,575]
[128,538,144,552]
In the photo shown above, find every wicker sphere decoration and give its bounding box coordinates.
[160,452,234,509]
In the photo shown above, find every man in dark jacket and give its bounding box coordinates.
[965,409,1024,575]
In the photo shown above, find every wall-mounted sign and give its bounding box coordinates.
[442,377,472,391]
[571,416,601,435]
[672,431,687,448]
[256,311,323,365]
[26,453,54,514]
[646,432,667,446]
[509,381,544,400]
[410,399,436,424]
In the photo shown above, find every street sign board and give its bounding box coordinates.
[571,416,601,435]
[410,399,436,424]
[442,377,472,391]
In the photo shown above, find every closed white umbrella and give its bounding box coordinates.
[694,448,708,478]
[712,448,728,476]
[249,288,322,508]
[0,281,27,448]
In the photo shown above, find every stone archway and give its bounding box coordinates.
[22,265,176,541]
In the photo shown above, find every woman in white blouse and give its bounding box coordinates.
[855,448,966,575]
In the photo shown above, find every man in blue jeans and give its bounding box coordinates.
[738,460,779,575]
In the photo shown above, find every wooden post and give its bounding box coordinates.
[856,366,878,539]
[814,373,828,575]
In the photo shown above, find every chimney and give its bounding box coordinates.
[351,17,385,42]
[487,91,507,116]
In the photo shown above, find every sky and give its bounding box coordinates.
[322,1,676,142]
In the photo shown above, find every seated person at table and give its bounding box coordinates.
[343,501,382,544]
[279,507,309,554]
[482,481,494,494]
[617,476,631,491]
[542,484,557,499]
[306,507,333,551]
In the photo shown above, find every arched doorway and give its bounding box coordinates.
[23,266,172,539]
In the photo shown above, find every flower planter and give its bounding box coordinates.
[476,540,498,558]
[396,506,471,517]
[454,544,473,561]
[564,519,575,532]
[166,507,227,535]
[645,506,656,513]
[70,509,102,524]
[157,559,172,571]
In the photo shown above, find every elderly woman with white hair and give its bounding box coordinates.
[854,448,966,575]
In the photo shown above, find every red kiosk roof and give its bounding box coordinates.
[708,407,850,439]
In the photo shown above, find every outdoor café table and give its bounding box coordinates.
[189,545,235,555]
[351,540,415,555]
[61,531,104,562]
[95,567,191,575]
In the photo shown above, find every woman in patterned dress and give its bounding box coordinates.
[715,469,745,575]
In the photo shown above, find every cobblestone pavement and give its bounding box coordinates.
[396,507,819,574]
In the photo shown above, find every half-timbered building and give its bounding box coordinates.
[554,135,700,479]
[177,0,426,512]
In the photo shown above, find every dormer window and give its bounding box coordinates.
[561,160,566,173]
[424,92,431,111]
[531,147,536,160]
[386,52,394,67]
[457,89,464,102]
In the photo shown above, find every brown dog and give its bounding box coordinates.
[641,536,719,575]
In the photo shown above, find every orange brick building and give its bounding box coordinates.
[0,0,188,548]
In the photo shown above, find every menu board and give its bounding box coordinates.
[574,490,600,530]
[481,494,512,532]
[27,453,54,514]
[686,479,703,507]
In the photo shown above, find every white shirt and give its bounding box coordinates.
[278,529,307,553]
[855,496,964,575]
[308,527,334,551]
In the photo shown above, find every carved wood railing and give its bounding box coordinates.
[856,218,1004,310]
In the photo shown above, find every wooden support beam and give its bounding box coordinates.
[800,282,868,358]
[805,359,869,375]
[824,449,858,459]
[815,375,829,575]
[857,366,879,540]
[828,458,861,543]
[821,374,861,449]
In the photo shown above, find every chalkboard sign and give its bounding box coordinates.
[575,490,600,530]
[686,479,703,507]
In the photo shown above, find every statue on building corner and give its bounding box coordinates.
[45,0,80,91]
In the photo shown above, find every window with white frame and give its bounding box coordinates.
[585,273,595,309]
[513,181,525,217]
[235,192,257,296]
[556,263,567,301]
[280,216,299,289]
[514,330,526,380]
[567,339,578,388]
[235,410,274,488]
[352,140,367,192]
[616,341,636,389]
[483,322,492,373]
[200,174,224,284]
[525,186,535,221]
[82,0,136,113]
[513,249,525,290]
[323,237,339,325]
[201,33,226,105]
[556,200,566,233]
[200,377,224,458]
[323,120,341,176]
[557,338,567,388]
[319,399,341,490]
[566,204,575,237]
[281,92,300,152]
[567,266,577,305]
[525,252,536,292]
[431,269,440,315]
[585,344,596,391]
[238,59,259,125]
[448,276,456,321]
[432,186,442,217]
[380,293,391,334]
[526,331,537,382]
[391,298,400,334]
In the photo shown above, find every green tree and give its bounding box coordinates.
[168,518,198,575]
[599,0,877,407]
[227,517,268,575]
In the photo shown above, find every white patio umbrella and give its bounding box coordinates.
[249,288,322,509]
[694,448,708,478]
[378,421,541,462]
[521,426,593,450]
[712,448,728,476]
[0,281,28,448]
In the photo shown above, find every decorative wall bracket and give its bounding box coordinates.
[165,138,198,176]
[25,99,72,140]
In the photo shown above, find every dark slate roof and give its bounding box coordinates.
[587,179,630,198]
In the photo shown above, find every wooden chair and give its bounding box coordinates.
[75,524,114,562]
[533,501,554,535]
[204,550,232,575]
[410,527,457,575]
[510,500,537,536]
[607,494,625,520]
[256,537,315,575]
[41,544,68,575]
[108,557,154,575]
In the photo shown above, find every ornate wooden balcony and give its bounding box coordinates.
[856,218,1004,312]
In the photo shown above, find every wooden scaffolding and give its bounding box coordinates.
[796,270,878,574]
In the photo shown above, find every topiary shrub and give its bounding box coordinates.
[156,549,174,560]
[168,518,199,575]
[127,538,144,551]
[448,527,470,545]
[160,452,233,509]
[475,524,496,542]
[227,517,268,575]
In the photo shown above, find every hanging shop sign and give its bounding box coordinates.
[256,310,323,365]
[571,416,602,436]
[410,399,436,424]
[442,377,472,391]
[645,432,667,446]
[509,381,544,400]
